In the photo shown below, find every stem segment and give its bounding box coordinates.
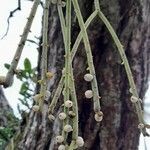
[95,0,147,135]
[72,0,101,113]
[39,0,50,110]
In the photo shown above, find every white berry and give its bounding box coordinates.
[56,135,64,143]
[130,96,138,103]
[94,113,103,122]
[76,136,84,147]
[48,114,55,121]
[64,124,73,132]
[64,100,73,108]
[138,123,145,129]
[32,105,39,112]
[58,112,67,120]
[84,74,93,82]
[58,144,65,150]
[85,90,93,99]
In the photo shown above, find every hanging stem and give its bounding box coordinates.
[48,10,98,114]
[72,0,101,113]
[1,0,40,88]
[71,10,98,58]
[64,0,71,102]
[69,67,78,144]
[48,3,66,115]
[39,0,50,110]
[48,75,65,114]
[94,0,147,135]
[62,0,72,140]
[57,3,66,42]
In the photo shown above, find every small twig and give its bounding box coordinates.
[26,39,39,46]
[25,0,44,7]
[1,0,21,39]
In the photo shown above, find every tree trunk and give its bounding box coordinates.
[0,86,13,126]
[14,0,150,149]
[0,86,18,149]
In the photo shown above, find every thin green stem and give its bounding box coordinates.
[48,3,67,115]
[97,10,141,115]
[68,140,76,150]
[72,0,101,113]
[48,76,65,114]
[94,0,101,11]
[39,0,50,110]
[70,68,78,140]
[48,10,98,114]
[71,10,98,58]
[97,9,147,135]
[64,0,71,101]
[3,0,40,88]
[57,4,66,42]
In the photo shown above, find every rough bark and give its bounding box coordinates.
[15,0,150,150]
[0,86,13,126]
[0,86,18,149]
